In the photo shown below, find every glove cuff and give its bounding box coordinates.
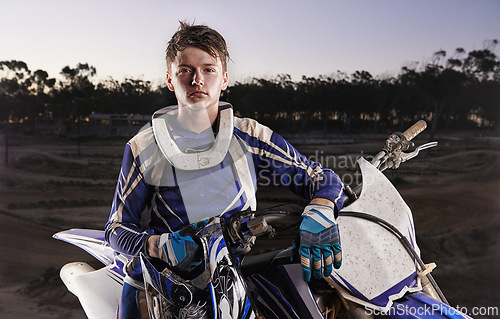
[302,204,336,223]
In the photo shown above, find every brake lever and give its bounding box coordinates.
[400,141,438,163]
[376,141,438,171]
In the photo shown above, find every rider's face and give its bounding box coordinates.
[166,46,228,113]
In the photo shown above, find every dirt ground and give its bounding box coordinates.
[0,132,498,318]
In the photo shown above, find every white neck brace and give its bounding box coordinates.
[152,102,234,170]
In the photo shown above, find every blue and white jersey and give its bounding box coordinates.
[105,107,345,260]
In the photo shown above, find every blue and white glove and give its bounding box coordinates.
[298,204,341,282]
[157,218,209,272]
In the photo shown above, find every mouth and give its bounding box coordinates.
[189,90,207,98]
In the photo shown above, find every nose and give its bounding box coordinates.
[191,70,204,86]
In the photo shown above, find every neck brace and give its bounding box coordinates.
[152,102,234,170]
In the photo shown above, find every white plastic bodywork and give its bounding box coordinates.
[54,229,126,319]
[60,262,122,319]
[53,229,116,266]
[330,157,422,312]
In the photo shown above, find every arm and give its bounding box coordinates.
[258,135,343,281]
[257,133,344,281]
[235,120,344,281]
[105,143,153,256]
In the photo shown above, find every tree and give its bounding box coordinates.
[462,40,499,81]
[0,61,34,123]
[54,63,97,128]
[32,69,55,94]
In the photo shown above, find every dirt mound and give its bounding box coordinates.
[427,149,500,181]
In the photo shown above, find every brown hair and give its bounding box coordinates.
[166,21,230,72]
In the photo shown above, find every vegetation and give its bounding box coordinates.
[1,41,499,136]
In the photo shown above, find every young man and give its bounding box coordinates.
[105,21,345,318]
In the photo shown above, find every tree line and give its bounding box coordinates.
[1,41,499,137]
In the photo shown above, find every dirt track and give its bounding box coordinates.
[0,134,498,318]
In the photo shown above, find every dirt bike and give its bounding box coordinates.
[53,120,472,318]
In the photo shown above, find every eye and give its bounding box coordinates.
[205,67,216,73]
[178,68,191,74]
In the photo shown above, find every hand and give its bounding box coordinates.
[158,232,200,272]
[157,218,210,272]
[298,204,341,282]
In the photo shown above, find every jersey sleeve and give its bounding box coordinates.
[105,143,153,256]
[234,117,345,212]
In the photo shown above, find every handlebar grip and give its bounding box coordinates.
[402,120,427,141]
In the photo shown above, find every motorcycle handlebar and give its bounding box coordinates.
[402,120,427,141]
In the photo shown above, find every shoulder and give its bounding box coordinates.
[128,123,155,157]
[234,116,274,143]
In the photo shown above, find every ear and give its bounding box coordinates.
[166,72,175,92]
[221,71,229,91]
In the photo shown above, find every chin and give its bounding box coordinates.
[185,102,209,111]
[183,99,219,111]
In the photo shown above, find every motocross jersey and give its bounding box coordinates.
[104,107,345,261]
